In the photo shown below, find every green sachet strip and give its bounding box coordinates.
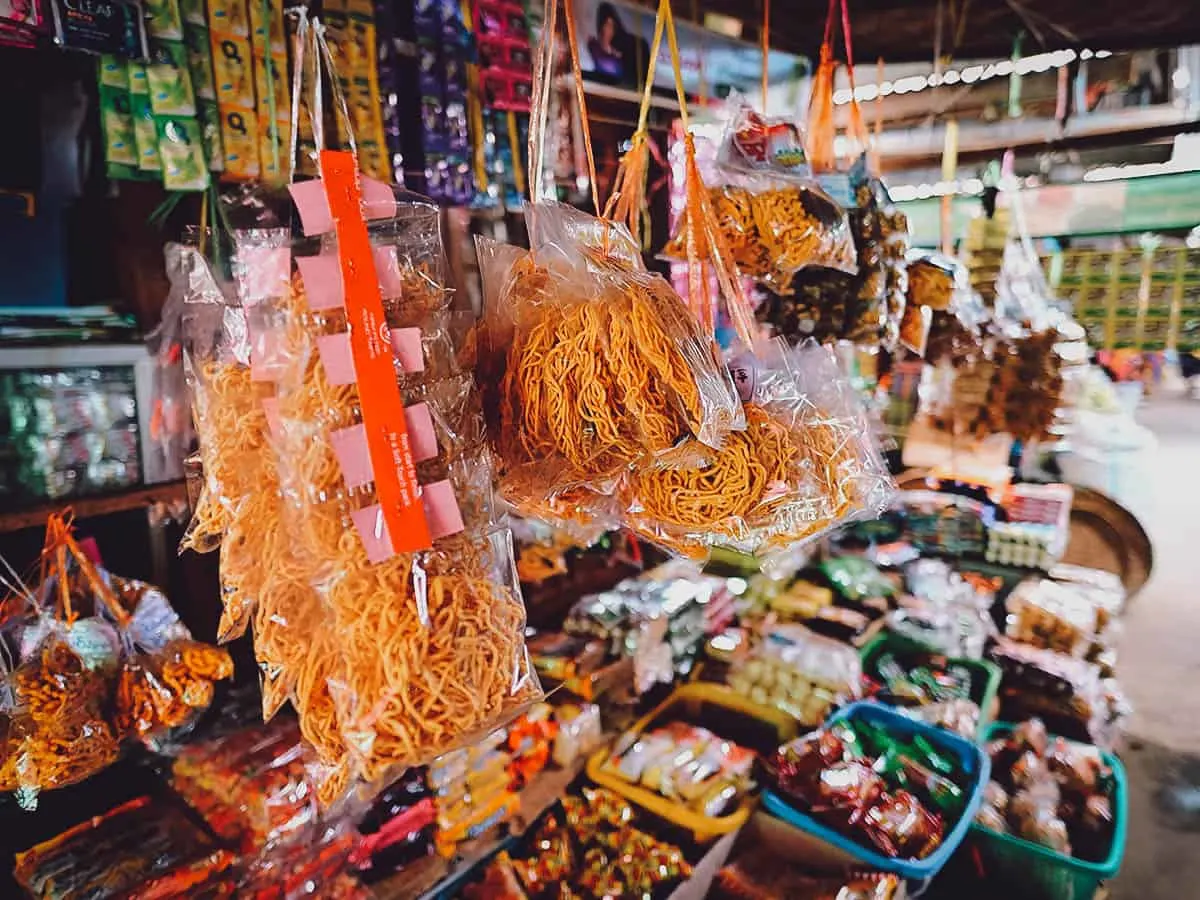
[853,719,958,781]
[873,746,964,816]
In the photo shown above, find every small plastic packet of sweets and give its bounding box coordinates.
[665,100,857,295]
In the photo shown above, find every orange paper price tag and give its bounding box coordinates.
[321,149,431,553]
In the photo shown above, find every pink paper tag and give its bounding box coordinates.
[374,245,405,299]
[260,396,282,438]
[390,327,424,373]
[350,505,395,564]
[296,254,345,310]
[289,180,334,236]
[316,333,356,385]
[330,424,372,489]
[361,177,398,220]
[421,480,464,540]
[404,403,438,462]
[236,246,292,305]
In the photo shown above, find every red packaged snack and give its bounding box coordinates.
[13,796,236,900]
[860,790,944,859]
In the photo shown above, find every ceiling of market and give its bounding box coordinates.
[668,0,1200,64]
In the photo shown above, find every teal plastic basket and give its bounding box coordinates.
[970,723,1128,900]
[859,630,1002,737]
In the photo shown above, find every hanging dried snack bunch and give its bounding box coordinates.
[478,0,743,535]
[243,17,539,800]
[664,103,857,294]
[0,514,232,807]
[247,185,541,797]
[171,14,542,807]
[848,178,912,350]
[175,233,287,647]
[906,251,963,312]
[622,339,893,559]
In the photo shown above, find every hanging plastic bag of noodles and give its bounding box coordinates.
[244,14,539,802]
[174,224,275,646]
[623,336,895,560]
[172,199,322,730]
[607,0,889,559]
[480,0,743,535]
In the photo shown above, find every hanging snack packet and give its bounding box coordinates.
[480,201,743,532]
[906,251,964,312]
[176,234,284,646]
[480,0,741,536]
[665,102,857,294]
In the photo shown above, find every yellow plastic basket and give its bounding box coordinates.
[586,683,799,841]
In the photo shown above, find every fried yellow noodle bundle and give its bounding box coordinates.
[497,251,740,523]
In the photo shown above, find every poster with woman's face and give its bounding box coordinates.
[584,1,644,86]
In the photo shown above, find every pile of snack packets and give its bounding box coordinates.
[464,788,692,900]
[767,717,971,860]
[862,648,983,738]
[601,722,756,819]
[0,515,233,809]
[975,718,1117,861]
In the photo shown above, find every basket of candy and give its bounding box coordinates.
[970,719,1127,900]
[860,630,1001,737]
[760,700,989,880]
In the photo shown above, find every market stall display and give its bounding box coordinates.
[0,0,1164,892]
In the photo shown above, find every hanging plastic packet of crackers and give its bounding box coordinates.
[475,0,742,538]
[230,12,540,804]
[664,97,856,296]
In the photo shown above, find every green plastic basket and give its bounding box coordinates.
[859,630,1002,737]
[970,723,1128,900]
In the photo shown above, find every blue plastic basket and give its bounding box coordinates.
[761,700,991,881]
[969,722,1128,900]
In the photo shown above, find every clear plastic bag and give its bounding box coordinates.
[114,638,234,746]
[145,266,195,484]
[905,250,965,312]
[726,623,862,724]
[176,237,287,645]
[479,203,742,521]
[8,626,120,808]
[180,17,543,808]
[620,339,893,560]
[665,102,857,293]
[242,172,535,808]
